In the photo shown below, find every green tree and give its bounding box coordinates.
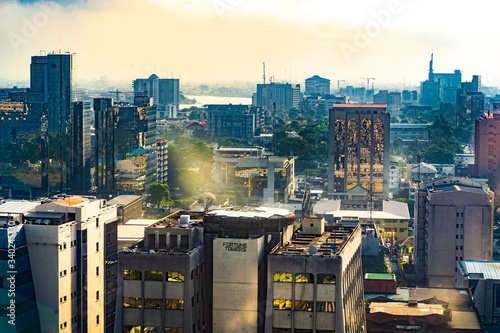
[197,192,216,216]
[146,183,171,208]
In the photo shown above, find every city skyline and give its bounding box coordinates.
[1,0,499,86]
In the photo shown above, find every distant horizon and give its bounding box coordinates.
[1,0,499,88]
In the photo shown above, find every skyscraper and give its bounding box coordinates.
[414,178,493,288]
[133,74,179,117]
[475,112,500,198]
[328,104,390,199]
[254,83,300,111]
[29,53,77,195]
[70,100,92,193]
[94,98,116,197]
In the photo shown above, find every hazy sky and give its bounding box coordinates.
[0,0,498,87]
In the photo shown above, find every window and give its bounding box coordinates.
[96,266,99,276]
[60,322,67,330]
[96,242,99,252]
[123,327,141,333]
[273,299,292,310]
[165,299,184,310]
[145,271,163,281]
[145,298,162,309]
[124,269,141,280]
[295,273,313,283]
[96,291,99,301]
[96,315,99,325]
[273,272,292,282]
[167,271,184,282]
[294,300,313,311]
[316,301,335,312]
[123,297,141,308]
[317,274,336,284]
[461,235,463,239]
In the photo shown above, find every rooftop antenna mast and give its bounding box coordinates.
[263,62,266,85]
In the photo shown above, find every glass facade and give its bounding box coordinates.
[329,105,389,197]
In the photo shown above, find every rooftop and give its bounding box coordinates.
[272,225,357,256]
[365,273,396,280]
[314,200,410,220]
[53,197,89,207]
[369,301,445,317]
[0,200,41,214]
[457,260,500,280]
[108,195,142,207]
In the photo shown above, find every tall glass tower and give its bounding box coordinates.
[328,104,390,199]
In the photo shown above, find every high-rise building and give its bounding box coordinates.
[255,83,300,111]
[456,91,485,126]
[267,218,366,333]
[420,54,462,107]
[114,105,157,194]
[414,178,494,288]
[0,197,118,333]
[70,101,92,193]
[133,74,179,117]
[94,98,116,197]
[475,112,500,198]
[328,104,390,199]
[305,75,330,96]
[156,138,168,184]
[207,104,256,140]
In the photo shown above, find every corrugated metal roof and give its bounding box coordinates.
[458,260,500,280]
[0,200,41,214]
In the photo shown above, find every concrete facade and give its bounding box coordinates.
[267,221,366,333]
[415,178,494,288]
[475,113,500,200]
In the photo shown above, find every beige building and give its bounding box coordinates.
[267,217,366,332]
[313,199,410,243]
[414,178,494,288]
[22,196,118,333]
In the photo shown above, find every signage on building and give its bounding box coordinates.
[395,325,421,330]
[223,242,247,252]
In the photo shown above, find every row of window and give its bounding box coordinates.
[124,270,184,282]
[123,327,183,333]
[273,300,335,312]
[273,272,335,284]
[124,297,184,310]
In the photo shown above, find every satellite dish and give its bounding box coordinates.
[308,245,318,255]
[267,234,272,243]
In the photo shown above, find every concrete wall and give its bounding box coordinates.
[212,236,264,333]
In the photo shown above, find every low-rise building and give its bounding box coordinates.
[457,260,500,330]
[314,199,410,243]
[108,195,143,224]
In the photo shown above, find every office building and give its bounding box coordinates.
[133,74,179,116]
[0,196,118,333]
[255,83,300,111]
[390,123,430,143]
[94,98,116,197]
[70,100,92,193]
[115,206,297,333]
[107,195,143,224]
[313,199,410,243]
[267,218,366,332]
[305,75,330,96]
[475,112,500,199]
[156,138,168,184]
[114,105,157,195]
[328,104,390,199]
[207,104,256,140]
[414,178,494,288]
[456,91,485,127]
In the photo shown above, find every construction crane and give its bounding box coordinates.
[108,89,123,101]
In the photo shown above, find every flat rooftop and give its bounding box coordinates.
[108,195,142,207]
[0,200,41,214]
[272,225,357,256]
